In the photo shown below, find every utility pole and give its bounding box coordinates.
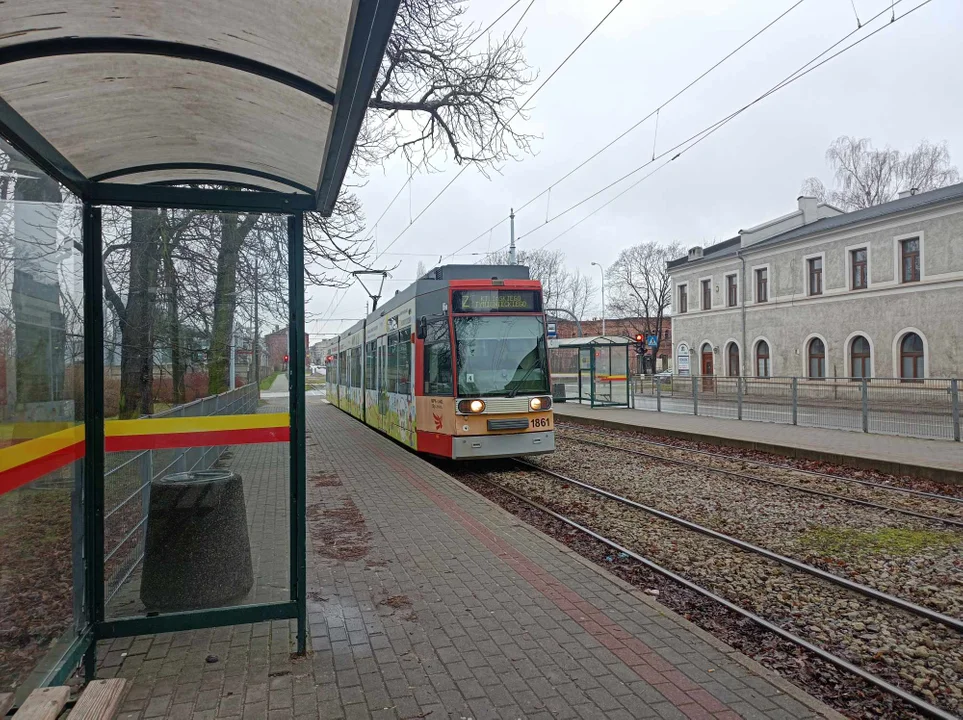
[509,208,516,265]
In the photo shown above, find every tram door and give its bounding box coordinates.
[377,334,388,430]
[701,344,715,392]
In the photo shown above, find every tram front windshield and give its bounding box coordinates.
[454,315,549,397]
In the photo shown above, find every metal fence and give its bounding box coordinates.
[626,375,961,442]
[103,383,260,606]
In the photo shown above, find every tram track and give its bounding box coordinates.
[515,459,962,634]
[555,428,963,529]
[458,463,958,720]
[556,421,963,506]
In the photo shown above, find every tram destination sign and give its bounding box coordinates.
[452,289,541,313]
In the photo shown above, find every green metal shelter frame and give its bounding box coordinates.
[567,336,632,408]
[0,0,401,689]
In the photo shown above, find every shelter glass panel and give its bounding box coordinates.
[0,154,85,698]
[103,209,290,620]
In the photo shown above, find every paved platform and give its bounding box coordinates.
[555,403,963,484]
[99,401,839,719]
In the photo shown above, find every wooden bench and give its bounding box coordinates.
[0,679,126,719]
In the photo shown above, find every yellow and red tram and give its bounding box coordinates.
[323,265,555,459]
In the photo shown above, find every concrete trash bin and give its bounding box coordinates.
[552,382,567,403]
[140,470,254,611]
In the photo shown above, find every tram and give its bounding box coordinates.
[322,265,555,459]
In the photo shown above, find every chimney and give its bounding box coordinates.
[898,187,920,199]
[797,196,818,224]
[687,246,703,261]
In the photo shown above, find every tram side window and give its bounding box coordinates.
[350,346,362,388]
[424,319,453,396]
[395,330,411,396]
[365,340,377,390]
[386,333,399,393]
[339,350,347,385]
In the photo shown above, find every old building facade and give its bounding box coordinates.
[668,185,963,379]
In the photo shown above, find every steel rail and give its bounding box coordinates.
[514,460,963,634]
[558,432,963,528]
[556,422,963,504]
[463,472,957,720]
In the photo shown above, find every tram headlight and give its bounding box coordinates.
[457,399,486,414]
[529,396,552,411]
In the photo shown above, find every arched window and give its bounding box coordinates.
[727,343,740,377]
[808,338,826,379]
[755,341,770,378]
[851,336,871,379]
[900,333,924,381]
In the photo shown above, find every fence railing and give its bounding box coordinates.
[104,383,260,605]
[598,375,960,442]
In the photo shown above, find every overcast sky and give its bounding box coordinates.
[307,0,963,338]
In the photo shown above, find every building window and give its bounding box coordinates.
[701,279,711,310]
[727,342,740,377]
[807,257,823,296]
[851,248,867,289]
[755,268,768,303]
[755,340,770,378]
[900,332,924,381]
[807,337,825,379]
[726,275,737,307]
[851,336,871,379]
[901,238,920,283]
[678,284,688,314]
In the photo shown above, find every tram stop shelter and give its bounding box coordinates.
[0,0,399,699]
[550,336,633,408]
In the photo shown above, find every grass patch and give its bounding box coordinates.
[259,371,281,391]
[799,526,961,557]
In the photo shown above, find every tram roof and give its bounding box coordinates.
[0,0,400,214]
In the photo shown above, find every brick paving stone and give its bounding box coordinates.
[94,400,841,719]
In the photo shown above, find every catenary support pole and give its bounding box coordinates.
[82,203,105,680]
[288,213,307,655]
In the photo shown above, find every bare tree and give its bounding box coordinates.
[606,241,684,371]
[361,0,536,172]
[483,247,596,320]
[802,136,960,211]
[564,270,597,321]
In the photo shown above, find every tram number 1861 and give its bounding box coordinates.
[530,417,551,429]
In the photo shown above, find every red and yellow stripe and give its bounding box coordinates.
[104,413,289,451]
[0,425,85,496]
[0,413,289,497]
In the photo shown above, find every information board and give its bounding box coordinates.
[452,289,541,313]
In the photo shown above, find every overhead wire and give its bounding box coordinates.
[445,0,809,259]
[524,0,932,251]
[318,0,535,328]
[378,0,625,261]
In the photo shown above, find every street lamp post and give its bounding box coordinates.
[591,261,605,336]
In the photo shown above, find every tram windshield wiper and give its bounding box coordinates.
[506,356,541,398]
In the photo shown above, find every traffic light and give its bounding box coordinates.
[284,354,289,362]
[635,334,645,355]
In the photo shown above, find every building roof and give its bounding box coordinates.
[667,236,740,269]
[667,182,963,270]
[748,182,963,249]
[0,0,400,214]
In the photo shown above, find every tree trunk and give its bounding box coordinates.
[119,209,162,419]
[208,214,258,394]
[161,234,185,405]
